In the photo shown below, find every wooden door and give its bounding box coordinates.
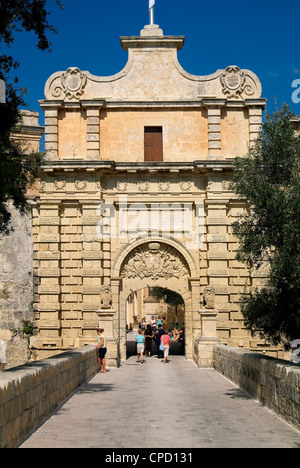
[144,127,163,161]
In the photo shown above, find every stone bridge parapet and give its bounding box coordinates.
[214,345,300,432]
[0,346,98,448]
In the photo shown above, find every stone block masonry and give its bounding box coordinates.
[0,203,34,369]
[0,345,98,448]
[213,345,300,432]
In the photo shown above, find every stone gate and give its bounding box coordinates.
[30,23,280,366]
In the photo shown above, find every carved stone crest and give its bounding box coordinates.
[203,285,216,309]
[220,66,246,99]
[100,285,113,309]
[61,67,87,100]
[121,243,189,281]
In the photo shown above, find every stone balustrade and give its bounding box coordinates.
[0,346,98,448]
[213,345,300,431]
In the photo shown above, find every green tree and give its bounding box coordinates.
[152,287,184,320]
[0,0,63,233]
[231,104,300,347]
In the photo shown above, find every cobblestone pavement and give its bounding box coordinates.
[20,339,300,449]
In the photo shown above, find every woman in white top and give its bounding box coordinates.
[150,316,156,331]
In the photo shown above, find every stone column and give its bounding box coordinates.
[97,284,113,327]
[196,309,220,367]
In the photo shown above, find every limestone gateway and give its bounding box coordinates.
[30,24,275,366]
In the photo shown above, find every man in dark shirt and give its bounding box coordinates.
[155,324,165,359]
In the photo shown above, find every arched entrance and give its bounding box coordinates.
[111,237,200,364]
[125,286,186,358]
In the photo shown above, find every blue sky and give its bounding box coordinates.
[4,0,300,123]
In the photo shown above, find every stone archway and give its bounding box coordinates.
[111,237,200,363]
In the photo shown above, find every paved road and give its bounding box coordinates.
[20,339,300,449]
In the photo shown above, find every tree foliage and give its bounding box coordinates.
[0,0,63,232]
[231,104,300,347]
[152,287,184,308]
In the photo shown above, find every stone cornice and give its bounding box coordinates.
[40,159,235,174]
[120,35,185,51]
[39,98,267,110]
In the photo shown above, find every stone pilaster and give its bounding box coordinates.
[81,201,103,342]
[204,100,226,160]
[59,201,83,349]
[40,102,61,160]
[82,100,104,159]
[195,309,220,367]
[32,202,62,354]
[247,103,263,147]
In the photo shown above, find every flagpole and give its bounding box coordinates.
[149,7,154,25]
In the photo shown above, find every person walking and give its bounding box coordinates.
[144,324,154,357]
[96,328,107,373]
[160,330,171,363]
[135,329,145,363]
[154,324,165,359]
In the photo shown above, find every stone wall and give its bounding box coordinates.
[213,344,300,431]
[0,110,44,369]
[0,204,34,369]
[0,345,98,448]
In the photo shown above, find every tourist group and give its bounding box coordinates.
[135,316,184,364]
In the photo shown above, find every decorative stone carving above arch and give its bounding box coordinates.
[120,241,190,281]
[113,236,197,280]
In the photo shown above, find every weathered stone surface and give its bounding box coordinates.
[214,345,300,431]
[0,204,34,369]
